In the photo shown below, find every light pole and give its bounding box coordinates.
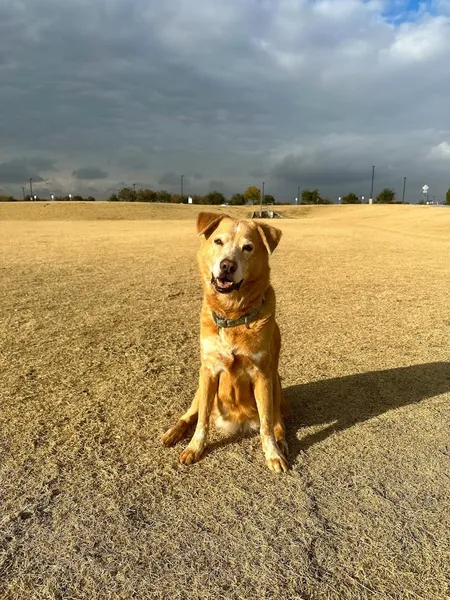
[402,177,406,203]
[22,186,25,200]
[370,165,375,202]
[181,174,184,200]
[29,178,33,199]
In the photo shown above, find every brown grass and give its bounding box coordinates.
[0,203,449,599]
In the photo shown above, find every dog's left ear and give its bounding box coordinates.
[197,212,226,238]
[256,223,282,254]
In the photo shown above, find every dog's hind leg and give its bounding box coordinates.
[273,373,289,459]
[162,390,199,446]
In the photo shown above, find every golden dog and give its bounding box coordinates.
[162,211,288,472]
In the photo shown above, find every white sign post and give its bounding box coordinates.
[422,185,429,204]
[188,196,193,204]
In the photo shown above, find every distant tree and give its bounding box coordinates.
[87,196,96,202]
[230,193,246,206]
[156,189,172,203]
[108,193,119,202]
[341,193,361,204]
[321,197,333,205]
[204,191,226,205]
[171,193,182,204]
[243,186,261,205]
[118,187,135,202]
[72,195,84,202]
[301,189,321,204]
[137,189,157,203]
[264,194,276,205]
[0,194,16,202]
[446,188,450,206]
[375,188,395,204]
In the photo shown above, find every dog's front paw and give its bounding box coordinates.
[266,456,288,473]
[179,445,204,465]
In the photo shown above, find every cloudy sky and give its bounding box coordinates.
[1,0,450,202]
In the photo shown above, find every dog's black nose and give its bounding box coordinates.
[220,259,237,275]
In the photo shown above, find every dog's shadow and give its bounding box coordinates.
[284,362,450,461]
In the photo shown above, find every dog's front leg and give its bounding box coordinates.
[253,368,288,473]
[179,366,218,465]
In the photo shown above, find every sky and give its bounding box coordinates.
[1,0,450,202]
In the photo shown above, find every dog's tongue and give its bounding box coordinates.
[218,279,233,289]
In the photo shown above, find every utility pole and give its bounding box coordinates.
[261,181,265,212]
[402,177,406,203]
[370,166,375,202]
[297,185,300,205]
[29,178,33,199]
[22,186,25,200]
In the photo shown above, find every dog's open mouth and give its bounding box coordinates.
[211,275,243,294]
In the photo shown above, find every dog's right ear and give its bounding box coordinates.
[197,212,225,238]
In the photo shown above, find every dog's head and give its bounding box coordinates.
[196,212,282,296]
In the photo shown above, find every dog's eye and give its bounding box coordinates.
[243,244,253,252]
[214,238,223,246]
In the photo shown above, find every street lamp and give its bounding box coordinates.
[370,165,375,203]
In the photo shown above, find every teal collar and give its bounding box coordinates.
[211,298,264,329]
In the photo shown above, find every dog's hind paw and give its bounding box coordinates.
[161,420,190,446]
[276,438,289,458]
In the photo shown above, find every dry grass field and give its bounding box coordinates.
[1,203,449,600]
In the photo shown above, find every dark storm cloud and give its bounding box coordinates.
[0,159,45,183]
[208,180,230,194]
[73,167,108,180]
[158,172,186,186]
[117,155,149,170]
[0,0,450,200]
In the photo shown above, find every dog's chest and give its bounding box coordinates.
[201,329,262,375]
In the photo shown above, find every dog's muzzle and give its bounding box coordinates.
[211,274,243,294]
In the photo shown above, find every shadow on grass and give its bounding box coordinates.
[284,362,450,461]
